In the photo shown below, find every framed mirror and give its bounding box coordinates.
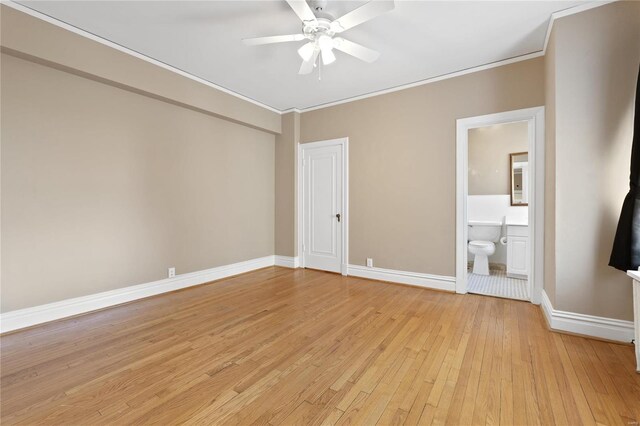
[510,152,528,206]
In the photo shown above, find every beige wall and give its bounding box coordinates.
[1,53,275,312]
[301,58,544,275]
[4,0,637,327]
[0,5,281,134]
[468,122,528,196]
[275,112,299,257]
[544,27,558,306]
[548,1,640,321]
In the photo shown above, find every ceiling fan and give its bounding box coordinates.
[243,0,394,75]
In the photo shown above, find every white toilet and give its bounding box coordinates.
[468,220,502,276]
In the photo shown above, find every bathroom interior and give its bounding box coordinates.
[467,121,530,301]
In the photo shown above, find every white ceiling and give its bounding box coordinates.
[19,1,589,111]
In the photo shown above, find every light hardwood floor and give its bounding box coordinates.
[1,266,639,425]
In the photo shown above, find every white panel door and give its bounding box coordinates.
[303,144,343,273]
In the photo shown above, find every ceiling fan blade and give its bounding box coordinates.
[331,0,394,33]
[299,48,320,74]
[333,37,380,63]
[285,0,317,24]
[243,34,305,46]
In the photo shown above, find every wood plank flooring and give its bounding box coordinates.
[1,266,639,425]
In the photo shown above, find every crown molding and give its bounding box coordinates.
[298,51,545,113]
[298,1,617,113]
[279,108,303,115]
[542,1,616,52]
[1,0,283,115]
[2,0,617,115]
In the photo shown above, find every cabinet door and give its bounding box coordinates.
[507,236,528,276]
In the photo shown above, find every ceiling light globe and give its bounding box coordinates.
[321,48,336,65]
[318,35,333,51]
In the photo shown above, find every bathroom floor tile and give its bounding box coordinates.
[467,270,529,301]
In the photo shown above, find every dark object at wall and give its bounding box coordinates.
[610,65,640,271]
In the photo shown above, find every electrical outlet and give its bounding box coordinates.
[366,258,373,268]
[168,267,176,278]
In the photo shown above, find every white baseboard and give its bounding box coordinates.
[0,255,275,333]
[347,264,456,292]
[274,255,300,269]
[16,258,630,343]
[541,290,634,343]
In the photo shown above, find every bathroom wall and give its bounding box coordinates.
[468,121,529,196]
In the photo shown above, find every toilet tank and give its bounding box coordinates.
[468,220,502,242]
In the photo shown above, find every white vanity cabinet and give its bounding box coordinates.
[507,225,528,279]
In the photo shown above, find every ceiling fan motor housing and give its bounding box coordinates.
[309,0,328,12]
[303,17,335,41]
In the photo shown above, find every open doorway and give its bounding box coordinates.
[456,107,545,304]
[466,123,530,300]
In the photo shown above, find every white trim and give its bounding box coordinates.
[3,0,614,114]
[627,270,640,372]
[274,255,300,269]
[299,2,615,113]
[1,0,281,115]
[281,108,303,115]
[456,107,545,306]
[299,51,544,112]
[542,1,616,52]
[541,290,634,343]
[627,270,640,281]
[297,138,349,275]
[0,255,275,333]
[348,264,455,292]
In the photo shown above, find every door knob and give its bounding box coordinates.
[336,213,341,222]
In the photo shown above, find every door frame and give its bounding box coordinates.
[297,137,349,275]
[455,107,545,304]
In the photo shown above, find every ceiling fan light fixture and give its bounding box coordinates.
[247,0,394,74]
[317,34,333,51]
[321,47,336,65]
[297,42,316,61]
